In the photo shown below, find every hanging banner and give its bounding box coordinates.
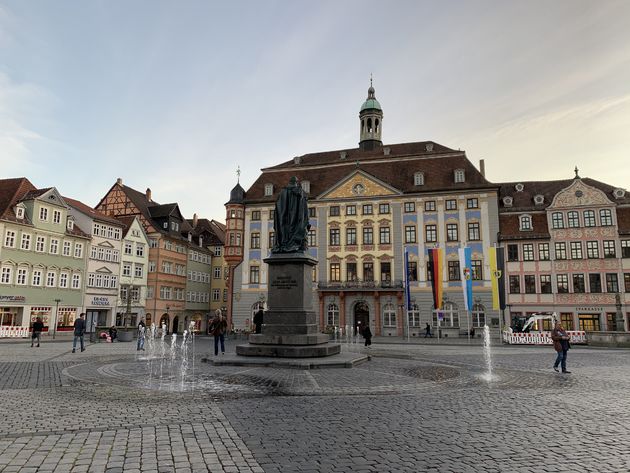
[458,247,473,311]
[427,248,443,310]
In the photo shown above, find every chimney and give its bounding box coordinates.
[479,159,486,178]
[146,188,152,202]
[192,213,198,227]
[116,177,123,186]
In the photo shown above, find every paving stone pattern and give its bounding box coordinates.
[0,338,629,472]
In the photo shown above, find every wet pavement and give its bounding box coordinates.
[0,335,629,472]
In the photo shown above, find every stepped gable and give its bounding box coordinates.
[0,177,37,222]
[245,141,492,203]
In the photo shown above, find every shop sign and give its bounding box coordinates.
[0,295,26,303]
[91,296,111,307]
[576,307,603,312]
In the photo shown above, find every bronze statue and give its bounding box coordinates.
[272,177,311,253]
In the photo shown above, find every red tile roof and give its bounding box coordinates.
[0,177,37,222]
[64,196,124,226]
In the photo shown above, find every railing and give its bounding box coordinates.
[0,326,30,338]
[502,330,587,345]
[317,279,404,290]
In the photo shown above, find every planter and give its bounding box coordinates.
[118,328,135,342]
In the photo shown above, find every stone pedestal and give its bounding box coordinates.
[236,253,341,358]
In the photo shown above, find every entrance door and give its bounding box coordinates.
[354,302,369,335]
[172,316,179,334]
[85,310,99,333]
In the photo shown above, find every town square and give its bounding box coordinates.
[2,1,630,472]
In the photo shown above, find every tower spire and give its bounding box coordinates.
[359,78,383,151]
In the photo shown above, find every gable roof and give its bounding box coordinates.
[64,196,124,226]
[0,177,37,222]
[186,217,226,246]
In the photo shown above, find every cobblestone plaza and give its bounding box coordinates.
[0,337,629,472]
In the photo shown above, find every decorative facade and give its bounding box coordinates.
[227,85,501,337]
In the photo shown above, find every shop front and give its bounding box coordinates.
[84,295,115,333]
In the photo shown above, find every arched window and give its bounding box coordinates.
[383,303,396,327]
[519,214,532,231]
[327,303,339,326]
[432,301,459,327]
[472,303,486,328]
[367,118,372,133]
[407,304,420,327]
[375,118,379,133]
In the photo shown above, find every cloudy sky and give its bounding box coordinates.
[1,0,629,221]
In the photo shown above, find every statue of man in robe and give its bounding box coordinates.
[272,177,311,254]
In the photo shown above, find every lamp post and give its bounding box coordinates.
[52,298,61,339]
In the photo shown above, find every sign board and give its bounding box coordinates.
[90,296,112,307]
[0,295,26,303]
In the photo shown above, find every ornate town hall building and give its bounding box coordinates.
[226,85,501,337]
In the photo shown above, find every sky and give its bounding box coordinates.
[1,0,630,221]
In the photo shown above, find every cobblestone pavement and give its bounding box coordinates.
[0,336,629,472]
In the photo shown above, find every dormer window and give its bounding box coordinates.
[301,180,310,193]
[503,196,513,207]
[519,215,533,231]
[454,169,465,183]
[171,221,179,232]
[163,222,168,229]
[264,184,274,196]
[66,217,74,231]
[613,188,626,199]
[534,194,545,205]
[414,172,425,186]
[515,183,524,192]
[15,207,25,220]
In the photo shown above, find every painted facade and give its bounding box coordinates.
[0,180,89,331]
[184,242,212,333]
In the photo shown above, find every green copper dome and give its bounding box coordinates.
[360,98,382,111]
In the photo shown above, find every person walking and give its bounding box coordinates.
[551,321,571,373]
[31,317,44,347]
[253,309,264,334]
[209,310,228,356]
[72,313,86,353]
[424,323,433,338]
[137,319,146,351]
[363,325,373,347]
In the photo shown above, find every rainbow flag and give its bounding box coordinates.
[489,247,506,310]
[427,248,443,310]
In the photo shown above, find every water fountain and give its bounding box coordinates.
[480,325,495,382]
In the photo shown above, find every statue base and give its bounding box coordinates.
[236,252,340,358]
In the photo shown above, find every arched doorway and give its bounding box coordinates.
[172,316,179,334]
[354,301,369,335]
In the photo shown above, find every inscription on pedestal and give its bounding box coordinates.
[272,276,298,290]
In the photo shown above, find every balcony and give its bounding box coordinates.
[317,279,403,291]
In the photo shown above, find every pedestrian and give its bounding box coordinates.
[253,309,264,334]
[31,317,44,347]
[424,323,433,338]
[209,310,228,356]
[72,313,86,353]
[137,319,146,351]
[108,326,118,342]
[551,321,571,374]
[363,325,372,347]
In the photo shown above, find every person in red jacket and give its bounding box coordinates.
[551,321,571,374]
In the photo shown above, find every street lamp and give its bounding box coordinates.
[52,298,61,339]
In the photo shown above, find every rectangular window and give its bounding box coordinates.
[561,313,574,331]
[586,241,599,259]
[567,211,580,228]
[122,263,131,277]
[606,273,619,293]
[404,202,415,213]
[148,261,156,272]
[624,273,630,293]
[346,262,358,281]
[445,199,457,211]
[556,274,569,293]
[136,244,145,257]
[380,262,391,282]
[52,210,61,224]
[329,206,340,217]
[32,270,42,286]
[134,264,143,278]
[0,267,12,284]
[622,240,630,258]
[249,266,260,284]
[308,207,316,218]
[212,289,220,301]
[4,230,16,248]
[379,227,391,244]
[507,244,519,262]
[346,228,357,246]
[36,236,46,252]
[509,275,520,294]
[59,273,68,288]
[424,201,436,212]
[268,231,275,248]
[589,273,602,293]
[447,261,460,281]
[329,228,340,246]
[330,263,340,282]
[551,212,564,229]
[346,205,356,216]
[378,203,390,214]
[603,240,616,258]
[269,210,275,221]
[362,204,373,215]
[524,275,536,294]
[50,238,59,255]
[250,232,260,249]
[39,207,48,221]
[570,241,583,259]
[74,243,83,258]
[573,274,585,293]
[538,243,550,261]
[471,260,482,280]
[600,209,613,226]
[251,210,261,221]
[46,271,56,287]
[425,225,437,243]
[554,242,567,260]
[149,238,158,248]
[522,244,534,261]
[467,222,480,241]
[308,229,316,247]
[16,268,27,285]
[408,261,418,281]
[363,262,374,281]
[20,233,31,250]
[446,223,458,242]
[583,210,596,227]
[467,198,479,209]
[540,275,552,294]
[404,226,416,244]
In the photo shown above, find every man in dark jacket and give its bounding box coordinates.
[72,313,86,353]
[253,309,264,334]
[31,317,44,347]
